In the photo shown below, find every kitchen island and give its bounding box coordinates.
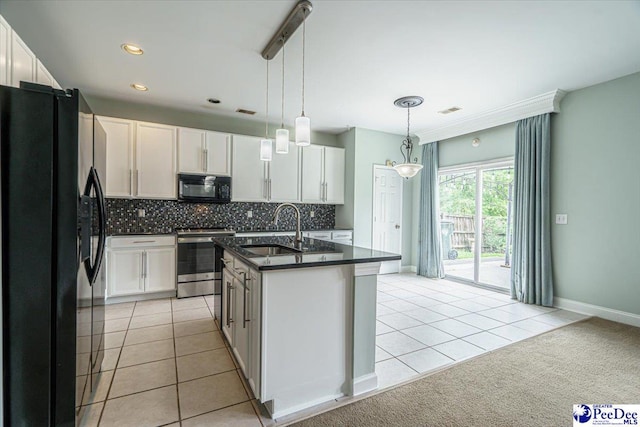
[214,235,401,419]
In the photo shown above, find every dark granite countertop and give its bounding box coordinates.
[213,236,400,271]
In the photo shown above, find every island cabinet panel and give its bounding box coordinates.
[261,265,351,418]
[221,254,262,398]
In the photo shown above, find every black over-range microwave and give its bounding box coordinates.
[178,174,231,203]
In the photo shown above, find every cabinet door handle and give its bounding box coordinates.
[202,149,205,172]
[136,170,140,196]
[226,281,235,327]
[268,178,272,200]
[133,240,155,244]
[204,149,209,171]
[264,179,268,199]
[141,252,146,279]
[324,182,328,202]
[243,285,250,328]
[129,169,133,195]
[221,258,232,266]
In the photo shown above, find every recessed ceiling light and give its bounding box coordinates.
[130,83,148,91]
[121,43,144,55]
[207,98,221,104]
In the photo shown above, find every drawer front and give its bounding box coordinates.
[108,235,176,248]
[308,232,331,240]
[331,231,353,240]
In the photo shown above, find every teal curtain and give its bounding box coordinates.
[511,113,554,306]
[417,142,444,278]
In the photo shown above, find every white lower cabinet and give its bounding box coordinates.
[107,249,144,296]
[221,252,261,398]
[106,236,176,298]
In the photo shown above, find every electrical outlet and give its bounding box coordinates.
[555,214,568,225]
[247,210,253,218]
[310,211,315,218]
[138,208,145,218]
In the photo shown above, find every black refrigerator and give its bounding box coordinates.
[1,82,107,426]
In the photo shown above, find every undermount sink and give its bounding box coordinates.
[241,244,302,256]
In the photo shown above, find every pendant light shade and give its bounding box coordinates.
[260,138,273,161]
[295,116,310,146]
[393,96,424,179]
[295,9,311,146]
[275,128,289,153]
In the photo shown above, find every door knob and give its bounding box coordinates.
[395,224,400,229]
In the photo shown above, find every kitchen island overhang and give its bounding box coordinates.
[214,236,401,419]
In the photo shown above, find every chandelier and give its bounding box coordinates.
[393,96,424,178]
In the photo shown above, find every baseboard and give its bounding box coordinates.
[400,265,417,273]
[106,290,177,305]
[554,297,640,328]
[352,373,378,396]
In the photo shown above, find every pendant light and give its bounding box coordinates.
[393,96,424,178]
[295,9,310,146]
[260,59,273,161]
[275,37,289,154]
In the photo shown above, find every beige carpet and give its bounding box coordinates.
[290,318,640,427]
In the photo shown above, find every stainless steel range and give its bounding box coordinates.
[176,228,235,301]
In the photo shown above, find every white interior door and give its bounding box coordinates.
[372,166,402,274]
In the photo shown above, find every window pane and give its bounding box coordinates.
[479,167,513,289]
[439,171,476,282]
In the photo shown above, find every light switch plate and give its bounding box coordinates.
[310,211,315,218]
[137,209,145,218]
[555,214,568,225]
[247,210,253,218]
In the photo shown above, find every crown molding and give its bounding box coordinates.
[416,89,566,144]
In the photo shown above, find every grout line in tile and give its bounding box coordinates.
[97,300,136,426]
[178,399,253,424]
[171,306,183,424]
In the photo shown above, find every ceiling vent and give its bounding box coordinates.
[438,106,462,115]
[236,108,256,115]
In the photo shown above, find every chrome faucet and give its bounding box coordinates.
[273,203,303,247]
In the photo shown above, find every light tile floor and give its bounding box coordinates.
[80,273,588,425]
[374,273,588,388]
[79,295,265,427]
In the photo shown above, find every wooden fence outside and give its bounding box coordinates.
[442,214,507,252]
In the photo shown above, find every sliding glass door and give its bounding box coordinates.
[439,160,513,289]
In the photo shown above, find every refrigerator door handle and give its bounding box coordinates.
[82,166,107,285]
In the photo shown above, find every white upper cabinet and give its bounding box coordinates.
[178,127,206,174]
[10,29,36,87]
[301,146,345,204]
[205,131,231,176]
[35,59,60,88]
[0,16,10,86]
[98,116,135,198]
[178,128,231,176]
[324,147,345,204]
[232,135,268,202]
[136,122,177,199]
[0,15,61,88]
[233,136,301,203]
[301,145,325,203]
[269,141,300,202]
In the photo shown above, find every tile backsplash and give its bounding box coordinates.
[106,199,335,235]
